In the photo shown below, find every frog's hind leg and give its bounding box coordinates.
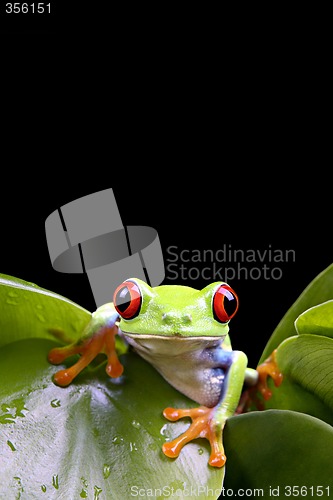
[243,349,283,410]
[48,319,123,387]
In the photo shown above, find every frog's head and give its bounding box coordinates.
[113,278,239,339]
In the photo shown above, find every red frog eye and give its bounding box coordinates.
[113,280,142,319]
[213,284,239,323]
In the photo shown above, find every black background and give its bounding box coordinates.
[1,10,331,500]
[1,7,331,367]
[1,179,331,368]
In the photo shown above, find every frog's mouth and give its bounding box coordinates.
[120,330,226,355]
[119,324,226,339]
[122,332,224,340]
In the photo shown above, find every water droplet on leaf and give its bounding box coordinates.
[103,464,111,479]
[94,486,103,499]
[51,399,61,408]
[112,435,124,445]
[7,440,16,451]
[129,442,138,452]
[52,474,59,489]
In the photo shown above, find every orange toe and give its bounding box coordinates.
[162,405,226,468]
[244,349,283,411]
[48,325,123,385]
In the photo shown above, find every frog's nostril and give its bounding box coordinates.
[161,313,192,324]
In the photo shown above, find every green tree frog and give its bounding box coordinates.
[48,279,282,468]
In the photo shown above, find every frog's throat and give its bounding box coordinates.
[121,331,227,407]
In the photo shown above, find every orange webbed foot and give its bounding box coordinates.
[162,406,226,468]
[244,349,283,411]
[48,325,123,387]
[256,349,283,400]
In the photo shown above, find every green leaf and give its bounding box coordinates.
[224,410,333,494]
[260,263,333,363]
[0,273,91,348]
[295,300,333,338]
[0,338,224,500]
[260,335,333,425]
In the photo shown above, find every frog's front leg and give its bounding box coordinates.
[48,306,123,386]
[162,350,248,467]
